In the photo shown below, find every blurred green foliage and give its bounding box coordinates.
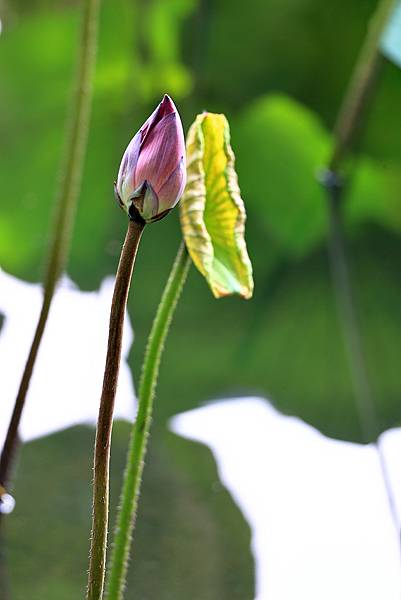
[5,423,253,599]
[1,0,401,595]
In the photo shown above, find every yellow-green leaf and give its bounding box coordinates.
[180,112,254,299]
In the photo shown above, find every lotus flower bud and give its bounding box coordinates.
[115,95,186,224]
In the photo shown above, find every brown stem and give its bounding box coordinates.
[87,219,145,600]
[0,300,50,492]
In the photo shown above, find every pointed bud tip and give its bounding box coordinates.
[159,94,176,117]
[162,93,173,105]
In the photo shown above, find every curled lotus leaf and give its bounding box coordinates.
[180,112,253,299]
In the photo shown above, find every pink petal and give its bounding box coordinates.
[116,131,141,197]
[134,112,185,193]
[140,95,176,148]
[157,157,186,212]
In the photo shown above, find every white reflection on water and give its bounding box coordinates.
[1,270,401,599]
[171,398,401,600]
[0,269,135,447]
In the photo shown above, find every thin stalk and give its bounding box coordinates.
[321,0,400,545]
[106,242,191,600]
[325,183,400,542]
[0,0,101,495]
[326,186,377,440]
[87,219,145,600]
[329,0,395,171]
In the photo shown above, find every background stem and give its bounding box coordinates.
[106,242,191,600]
[0,0,101,496]
[321,0,400,545]
[325,183,401,545]
[87,220,144,600]
[326,189,377,440]
[329,0,395,171]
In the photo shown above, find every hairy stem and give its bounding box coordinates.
[321,0,400,544]
[0,0,101,495]
[87,220,145,600]
[106,242,191,600]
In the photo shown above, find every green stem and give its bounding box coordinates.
[0,0,101,495]
[329,0,395,171]
[87,220,145,600]
[321,0,400,543]
[106,242,191,600]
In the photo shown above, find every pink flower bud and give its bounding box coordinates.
[115,95,186,224]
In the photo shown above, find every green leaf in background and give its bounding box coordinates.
[381,0,401,69]
[1,0,401,471]
[184,0,401,160]
[238,231,401,442]
[151,230,400,444]
[2,25,400,441]
[0,0,136,287]
[344,156,401,235]
[233,94,401,262]
[180,113,254,299]
[234,95,330,259]
[137,0,196,100]
[0,0,195,290]
[5,424,254,600]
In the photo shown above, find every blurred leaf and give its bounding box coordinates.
[0,0,139,288]
[234,95,329,259]
[381,0,401,69]
[2,0,401,459]
[180,112,253,298]
[184,0,401,160]
[5,423,254,600]
[234,231,401,442]
[136,0,196,100]
[345,157,401,235]
[145,230,400,444]
[0,0,199,290]
[233,94,401,261]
